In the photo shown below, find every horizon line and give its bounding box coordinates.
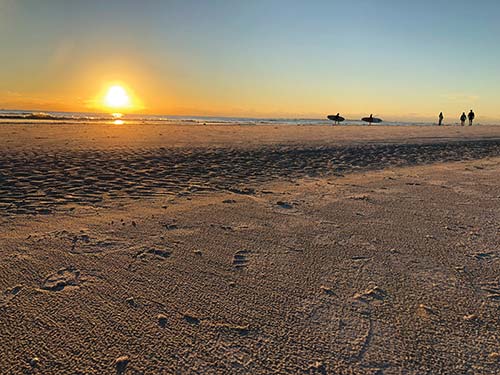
[1,107,500,123]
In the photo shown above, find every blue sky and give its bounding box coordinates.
[1,0,499,120]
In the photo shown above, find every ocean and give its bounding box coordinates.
[0,109,440,126]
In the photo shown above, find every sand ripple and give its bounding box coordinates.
[1,140,499,215]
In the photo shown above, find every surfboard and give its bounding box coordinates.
[327,115,345,122]
[362,117,383,124]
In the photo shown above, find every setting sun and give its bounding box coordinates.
[104,85,131,109]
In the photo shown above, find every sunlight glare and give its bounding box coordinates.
[105,85,130,109]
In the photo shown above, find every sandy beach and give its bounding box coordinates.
[1,123,500,374]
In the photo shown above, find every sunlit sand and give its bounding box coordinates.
[0,123,499,373]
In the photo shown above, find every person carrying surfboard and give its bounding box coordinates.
[361,114,382,125]
[438,112,444,126]
[327,113,345,125]
[460,112,467,126]
[468,110,475,126]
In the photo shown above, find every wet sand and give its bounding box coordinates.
[2,124,500,217]
[0,123,499,374]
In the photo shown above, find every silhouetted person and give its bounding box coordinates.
[438,112,444,126]
[335,113,341,125]
[369,114,373,124]
[460,112,467,126]
[468,110,475,126]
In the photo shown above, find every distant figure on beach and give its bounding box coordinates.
[468,110,475,126]
[361,114,382,125]
[366,114,374,125]
[460,112,467,126]
[438,112,444,126]
[327,113,345,124]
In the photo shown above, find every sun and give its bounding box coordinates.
[104,85,131,109]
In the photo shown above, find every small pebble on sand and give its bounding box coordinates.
[489,352,500,360]
[29,357,40,367]
[158,314,168,327]
[463,314,478,321]
[115,356,129,373]
[417,304,435,319]
[320,285,334,295]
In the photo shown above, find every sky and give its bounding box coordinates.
[1,0,500,121]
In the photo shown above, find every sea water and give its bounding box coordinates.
[0,109,455,126]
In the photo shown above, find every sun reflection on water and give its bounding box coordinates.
[112,112,124,125]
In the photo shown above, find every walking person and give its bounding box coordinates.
[438,112,444,126]
[460,112,467,126]
[468,110,475,126]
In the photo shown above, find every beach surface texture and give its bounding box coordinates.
[1,123,499,374]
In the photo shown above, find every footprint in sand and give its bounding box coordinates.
[336,304,374,363]
[480,282,500,301]
[473,252,497,261]
[41,267,81,292]
[233,250,251,269]
[163,223,179,231]
[276,201,293,209]
[136,248,171,261]
[51,231,125,255]
[0,285,23,306]
[212,322,250,336]
[183,313,201,325]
